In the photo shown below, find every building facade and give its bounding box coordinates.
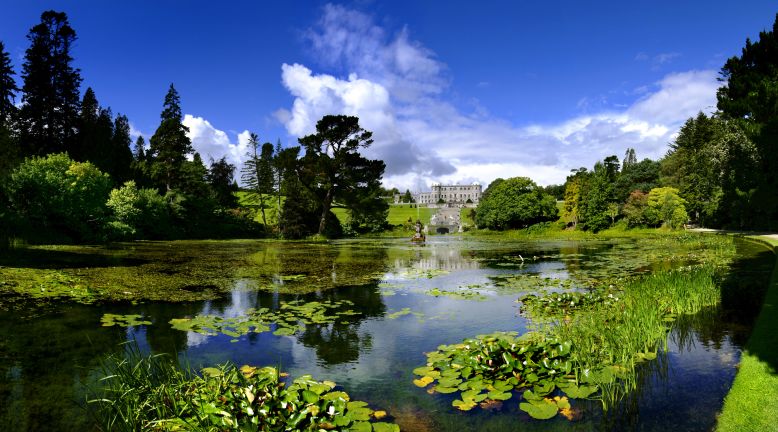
[414,183,482,206]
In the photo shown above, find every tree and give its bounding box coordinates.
[606,203,620,225]
[109,114,134,184]
[717,13,778,229]
[622,148,637,171]
[241,133,274,226]
[646,187,688,229]
[0,41,19,177]
[562,168,588,227]
[613,157,660,202]
[18,11,82,156]
[580,162,612,232]
[403,189,414,203]
[296,115,386,236]
[0,41,18,127]
[148,84,193,191]
[207,156,238,208]
[475,177,557,230]
[622,190,649,227]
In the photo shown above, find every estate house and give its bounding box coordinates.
[414,183,482,206]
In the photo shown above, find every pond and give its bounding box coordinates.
[0,235,773,431]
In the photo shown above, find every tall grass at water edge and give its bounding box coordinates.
[553,265,720,408]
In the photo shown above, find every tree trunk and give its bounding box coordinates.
[318,188,334,235]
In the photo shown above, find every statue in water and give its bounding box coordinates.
[411,219,426,242]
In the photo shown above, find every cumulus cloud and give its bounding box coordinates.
[182,114,252,169]
[277,5,719,190]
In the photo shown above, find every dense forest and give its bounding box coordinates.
[0,11,388,248]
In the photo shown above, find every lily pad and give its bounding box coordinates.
[520,399,558,420]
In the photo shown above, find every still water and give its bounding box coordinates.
[0,236,773,431]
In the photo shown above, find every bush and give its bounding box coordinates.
[106,181,176,240]
[7,153,112,242]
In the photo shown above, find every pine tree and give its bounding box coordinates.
[148,84,192,191]
[110,114,133,183]
[241,133,271,225]
[0,41,19,176]
[207,156,238,208]
[0,41,19,127]
[18,11,82,156]
[74,87,99,161]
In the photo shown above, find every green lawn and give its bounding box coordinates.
[387,204,432,226]
[717,235,778,432]
[460,207,475,227]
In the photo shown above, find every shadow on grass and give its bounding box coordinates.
[718,236,778,374]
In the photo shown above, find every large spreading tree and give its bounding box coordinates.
[476,177,558,230]
[18,11,82,157]
[296,115,387,236]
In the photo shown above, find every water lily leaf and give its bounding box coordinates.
[553,396,570,409]
[372,423,400,432]
[413,376,434,387]
[561,384,597,399]
[520,399,558,420]
[434,386,458,394]
[301,389,319,404]
[348,422,371,432]
[273,327,296,336]
[452,399,476,411]
[487,390,512,401]
[522,389,543,402]
[373,410,387,420]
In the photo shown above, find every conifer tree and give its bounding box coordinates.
[148,84,192,191]
[0,41,19,127]
[110,114,133,183]
[18,11,82,156]
[0,41,19,177]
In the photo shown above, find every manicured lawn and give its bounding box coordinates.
[460,207,475,227]
[717,235,778,432]
[387,204,432,226]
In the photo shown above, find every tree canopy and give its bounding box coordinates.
[475,177,557,230]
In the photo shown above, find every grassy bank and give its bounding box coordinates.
[717,235,778,432]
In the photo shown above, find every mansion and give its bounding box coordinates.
[414,182,482,206]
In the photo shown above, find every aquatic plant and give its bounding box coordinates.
[168,299,359,340]
[414,263,725,419]
[88,345,399,431]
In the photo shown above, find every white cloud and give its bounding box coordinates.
[182,114,251,170]
[276,6,719,191]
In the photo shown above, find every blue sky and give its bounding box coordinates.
[1,1,776,190]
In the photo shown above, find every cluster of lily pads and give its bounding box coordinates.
[168,300,360,340]
[425,287,487,301]
[100,313,151,327]
[412,331,597,419]
[518,290,621,317]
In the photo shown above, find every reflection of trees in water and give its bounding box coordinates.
[142,244,390,365]
[0,304,126,431]
[389,244,481,272]
[293,284,385,365]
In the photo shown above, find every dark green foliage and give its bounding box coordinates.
[717,13,778,229]
[613,158,660,202]
[18,11,82,157]
[207,156,238,208]
[580,162,613,232]
[0,41,19,127]
[296,115,386,236]
[542,184,564,201]
[475,177,557,230]
[482,177,504,199]
[148,84,193,191]
[109,114,134,184]
[622,190,649,227]
[6,153,111,242]
[403,189,413,203]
